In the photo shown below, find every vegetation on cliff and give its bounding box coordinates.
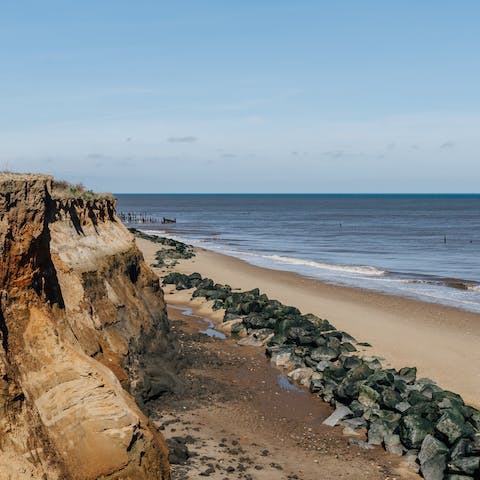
[51,178,114,200]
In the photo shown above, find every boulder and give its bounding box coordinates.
[268,346,298,368]
[310,345,339,362]
[384,434,403,455]
[316,360,331,372]
[397,366,417,384]
[341,356,363,371]
[364,357,383,370]
[309,377,325,393]
[349,363,374,382]
[237,329,274,347]
[218,318,244,334]
[367,370,395,387]
[223,313,241,323]
[380,388,403,410]
[368,419,393,446]
[358,384,380,408]
[167,437,190,465]
[322,364,347,383]
[436,410,473,445]
[341,417,368,430]
[468,410,480,431]
[394,378,408,395]
[400,414,434,449]
[408,390,431,406]
[288,367,315,387]
[340,342,357,353]
[450,438,472,460]
[395,401,412,413]
[368,411,401,447]
[448,456,480,476]
[418,434,449,480]
[230,321,247,337]
[303,314,335,332]
[348,400,367,417]
[419,434,449,464]
[243,313,275,330]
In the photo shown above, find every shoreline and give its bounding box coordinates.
[139,227,480,315]
[137,237,480,407]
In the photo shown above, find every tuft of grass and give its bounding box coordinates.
[51,179,114,201]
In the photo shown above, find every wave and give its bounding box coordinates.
[139,228,480,305]
[142,229,386,276]
[258,254,386,276]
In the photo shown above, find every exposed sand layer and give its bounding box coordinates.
[155,305,418,479]
[137,237,480,407]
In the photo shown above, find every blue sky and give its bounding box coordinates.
[1,1,479,192]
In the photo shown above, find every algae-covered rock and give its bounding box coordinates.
[418,434,448,480]
[436,410,473,445]
[398,366,417,384]
[358,384,380,408]
[400,414,434,449]
[448,456,480,476]
[310,345,339,362]
[380,388,403,410]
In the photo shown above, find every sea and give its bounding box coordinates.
[116,194,480,314]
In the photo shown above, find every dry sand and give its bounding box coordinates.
[137,237,480,407]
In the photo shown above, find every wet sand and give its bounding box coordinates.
[155,305,418,479]
[137,237,480,407]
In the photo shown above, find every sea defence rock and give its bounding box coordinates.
[163,271,480,479]
[129,228,195,267]
[0,174,175,479]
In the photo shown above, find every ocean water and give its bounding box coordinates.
[116,194,480,313]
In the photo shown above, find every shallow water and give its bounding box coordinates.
[118,194,480,313]
[201,321,227,339]
[277,374,306,394]
[170,305,226,339]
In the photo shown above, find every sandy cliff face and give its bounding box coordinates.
[0,174,175,479]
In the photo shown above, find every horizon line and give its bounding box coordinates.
[114,192,480,196]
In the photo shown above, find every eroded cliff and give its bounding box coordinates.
[0,174,176,479]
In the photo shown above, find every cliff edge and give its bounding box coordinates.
[0,174,176,479]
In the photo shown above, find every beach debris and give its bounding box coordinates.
[322,404,353,427]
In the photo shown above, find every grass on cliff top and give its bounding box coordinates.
[51,179,114,201]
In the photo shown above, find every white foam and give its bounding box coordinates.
[262,254,386,276]
[466,284,480,293]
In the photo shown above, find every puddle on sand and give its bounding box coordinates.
[169,305,226,339]
[277,373,305,393]
[201,320,227,339]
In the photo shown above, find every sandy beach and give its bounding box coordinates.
[154,301,417,479]
[137,237,480,407]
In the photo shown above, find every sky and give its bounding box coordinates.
[0,1,479,193]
